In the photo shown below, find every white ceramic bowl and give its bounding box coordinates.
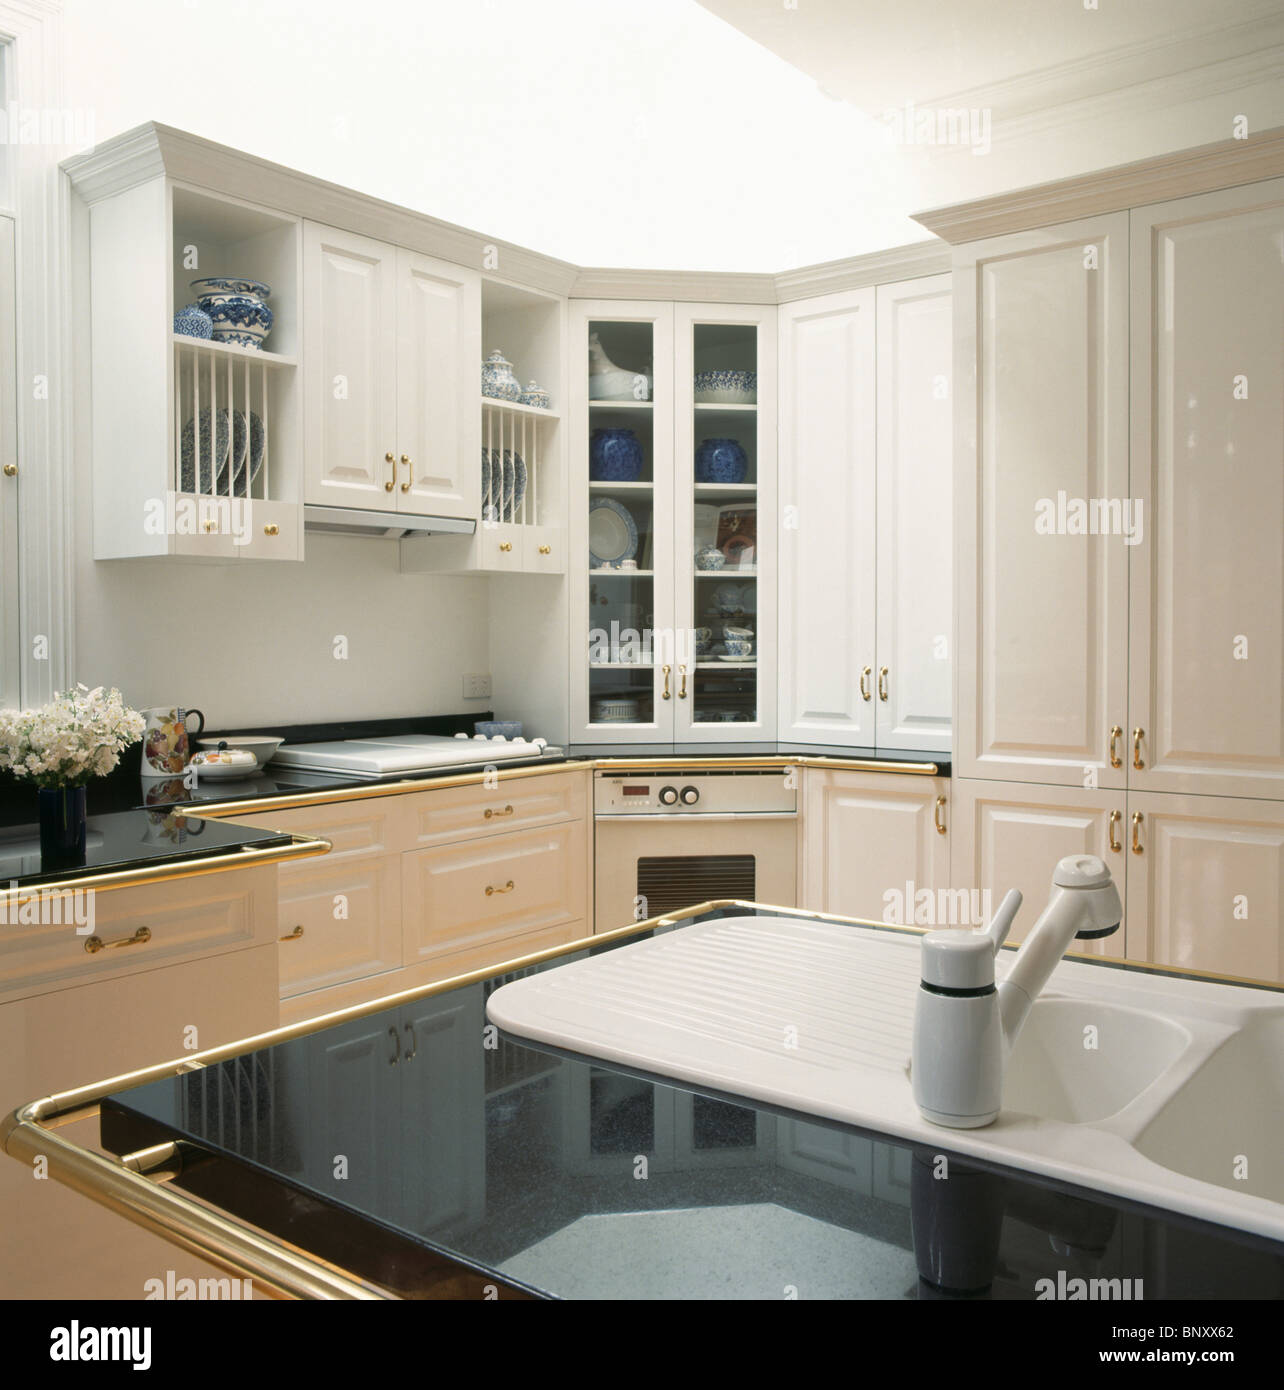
[196,734,283,768]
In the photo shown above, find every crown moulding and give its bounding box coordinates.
[912,124,1284,245]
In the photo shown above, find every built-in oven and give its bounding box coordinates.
[593,768,797,933]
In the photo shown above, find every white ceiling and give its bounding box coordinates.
[695,0,1284,113]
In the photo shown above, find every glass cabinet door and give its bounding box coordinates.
[674,305,777,740]
[571,302,675,741]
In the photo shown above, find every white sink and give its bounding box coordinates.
[487,913,1284,1241]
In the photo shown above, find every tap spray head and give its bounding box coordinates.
[1052,855,1122,939]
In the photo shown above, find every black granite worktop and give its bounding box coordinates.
[98,904,1282,1301]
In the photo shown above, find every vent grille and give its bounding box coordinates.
[636,854,756,917]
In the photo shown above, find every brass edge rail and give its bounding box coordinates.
[0,834,333,905]
[3,896,1279,1299]
[196,755,940,819]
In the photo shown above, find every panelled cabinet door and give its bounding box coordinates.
[395,248,480,519]
[875,274,953,753]
[801,770,949,923]
[1128,180,1284,799]
[950,778,1126,957]
[303,222,399,506]
[778,289,877,745]
[1124,791,1284,983]
[954,214,1130,787]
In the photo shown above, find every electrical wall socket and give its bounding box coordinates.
[463,673,492,699]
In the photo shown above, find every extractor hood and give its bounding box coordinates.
[303,505,476,540]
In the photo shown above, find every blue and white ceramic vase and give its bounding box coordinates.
[482,350,523,402]
[203,295,274,350]
[694,437,748,484]
[589,428,643,482]
[38,786,87,868]
[173,303,214,339]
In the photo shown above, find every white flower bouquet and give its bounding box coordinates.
[0,684,145,789]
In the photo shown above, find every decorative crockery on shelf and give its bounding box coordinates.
[190,277,272,304]
[693,369,757,405]
[173,304,213,339]
[203,294,274,350]
[482,349,523,402]
[180,407,233,495]
[588,331,651,401]
[694,437,748,484]
[519,380,551,410]
[724,637,754,658]
[589,427,644,482]
[693,626,713,654]
[588,497,639,567]
[140,705,206,777]
[695,544,726,571]
[0,685,145,868]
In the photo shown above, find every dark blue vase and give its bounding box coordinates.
[38,786,87,867]
[589,428,643,482]
[694,437,748,484]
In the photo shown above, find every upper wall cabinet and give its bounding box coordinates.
[1128,179,1284,800]
[303,222,479,519]
[953,214,1130,786]
[777,273,952,753]
[76,176,304,562]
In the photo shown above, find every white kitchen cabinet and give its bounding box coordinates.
[875,274,953,753]
[950,778,1126,958]
[1128,179,1284,800]
[801,769,950,924]
[777,288,877,746]
[303,223,479,518]
[953,214,1130,788]
[1124,791,1284,982]
[0,217,17,707]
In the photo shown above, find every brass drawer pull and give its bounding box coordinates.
[2,463,16,477]
[400,453,413,492]
[1133,727,1145,771]
[485,880,515,896]
[279,924,304,941]
[499,541,513,552]
[263,523,279,537]
[1108,725,1122,769]
[84,925,152,955]
[202,519,218,533]
[934,796,946,835]
[661,664,671,700]
[484,804,514,819]
[1108,809,1122,853]
[878,666,889,702]
[538,544,551,555]
[1131,810,1144,855]
[678,664,687,700]
[859,666,872,701]
[384,451,396,491]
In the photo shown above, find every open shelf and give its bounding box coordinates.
[172,334,297,368]
[480,395,559,420]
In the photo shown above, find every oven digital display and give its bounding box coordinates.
[622,785,651,796]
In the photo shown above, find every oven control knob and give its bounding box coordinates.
[658,785,679,806]
[679,785,700,806]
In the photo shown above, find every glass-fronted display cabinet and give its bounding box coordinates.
[570,300,775,743]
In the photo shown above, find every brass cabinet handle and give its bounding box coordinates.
[484,804,514,819]
[878,666,889,702]
[1108,809,1122,853]
[678,664,687,699]
[499,542,513,552]
[279,924,304,941]
[84,926,152,955]
[859,666,872,701]
[661,663,671,700]
[1108,725,1123,769]
[1131,810,1144,855]
[485,880,515,896]
[2,463,15,477]
[384,451,396,491]
[934,796,947,836]
[403,1022,417,1061]
[1132,728,1145,770]
[203,519,218,533]
[538,544,551,555]
[400,453,413,492]
[263,523,279,537]
[388,1025,400,1066]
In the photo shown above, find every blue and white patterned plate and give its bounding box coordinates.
[506,449,527,520]
[180,408,232,494]
[588,497,638,567]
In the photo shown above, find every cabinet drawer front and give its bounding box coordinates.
[276,857,402,998]
[404,824,586,968]
[231,799,409,859]
[411,771,587,847]
[0,868,276,1003]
